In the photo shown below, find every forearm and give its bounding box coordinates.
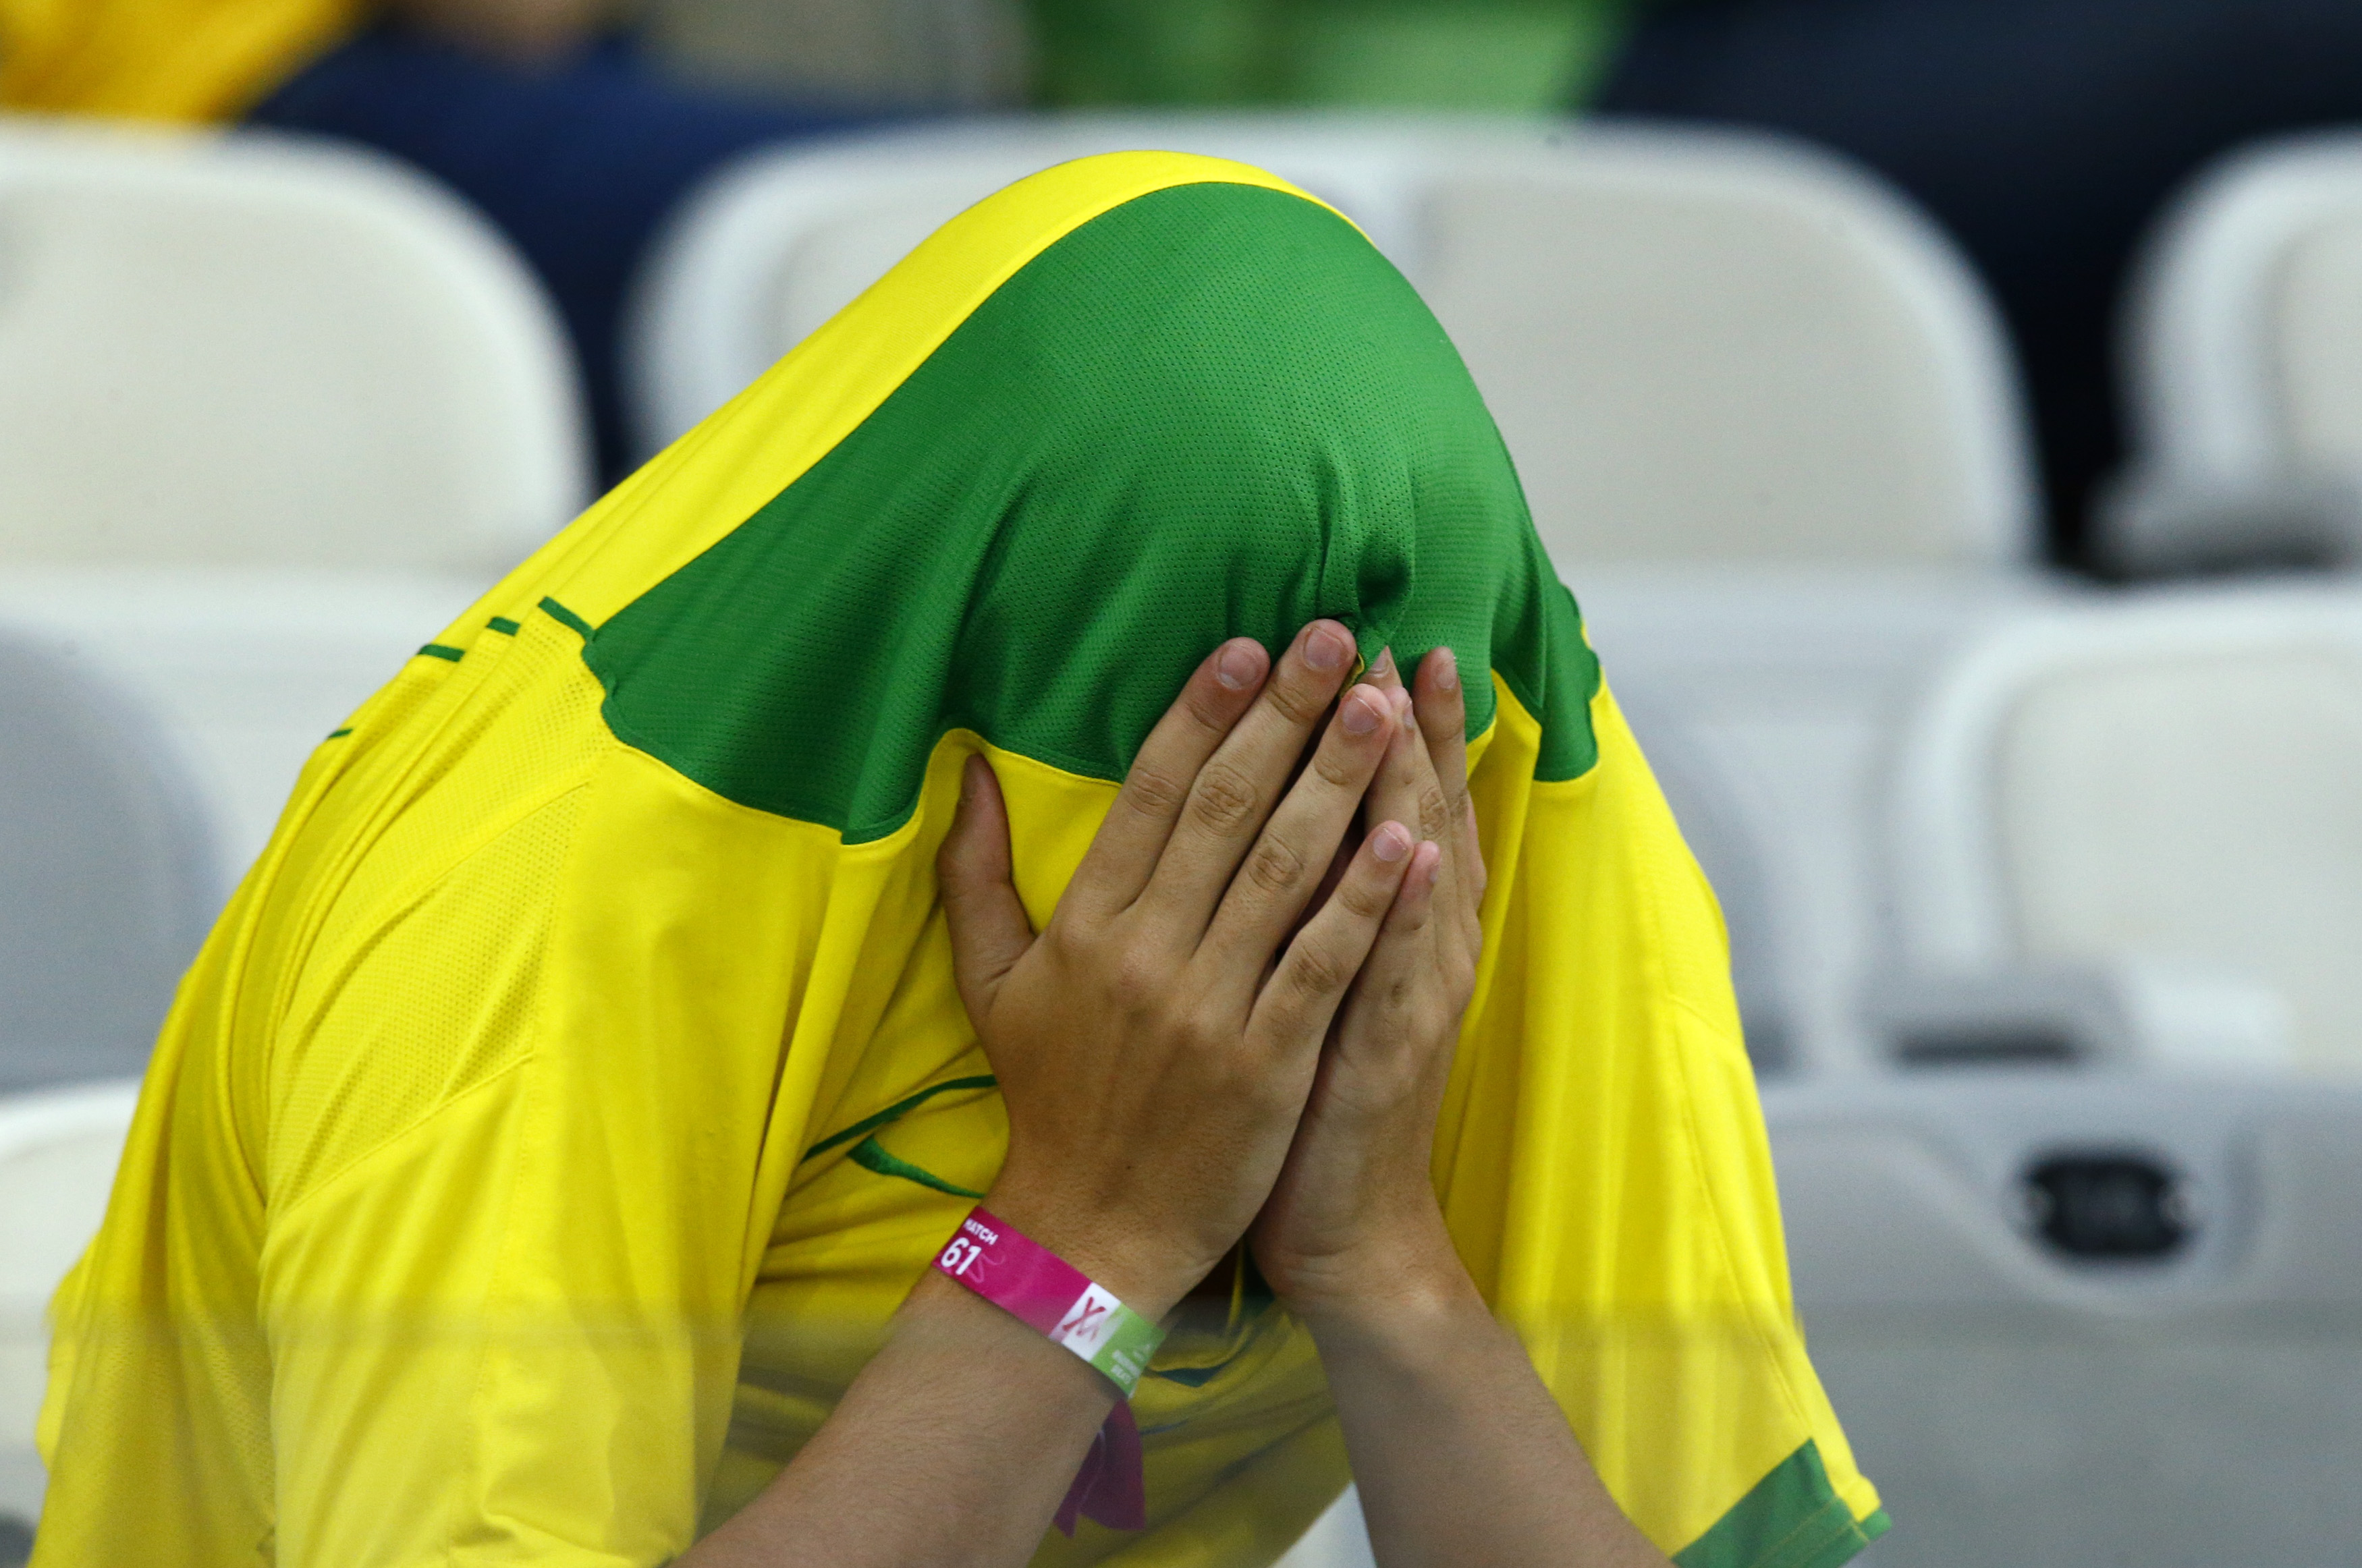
[682,1270,1112,1568]
[1304,1237,1670,1568]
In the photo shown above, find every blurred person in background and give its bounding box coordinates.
[1597,0,2362,566]
[0,0,881,479]
[1026,0,1640,112]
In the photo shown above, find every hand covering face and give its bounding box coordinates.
[35,152,1883,1568]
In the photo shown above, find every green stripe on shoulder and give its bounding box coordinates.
[1674,1440,1888,1568]
[418,644,464,663]
[487,616,522,636]
[540,597,593,639]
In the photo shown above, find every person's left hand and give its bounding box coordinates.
[1249,646,1487,1326]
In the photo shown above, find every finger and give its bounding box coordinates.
[1414,648,1473,833]
[1066,636,1270,918]
[1366,681,1457,867]
[1330,839,1460,1090]
[937,755,1036,1027]
[1351,673,1475,982]
[1248,819,1418,1053]
[1414,647,1487,939]
[1197,678,1402,978]
[1350,837,1446,1045]
[1139,619,1363,930]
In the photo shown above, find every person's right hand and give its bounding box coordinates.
[936,621,1422,1320]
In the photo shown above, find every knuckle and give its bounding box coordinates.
[1288,942,1352,1002]
[1243,833,1307,896]
[1417,785,1454,841]
[1311,743,1366,789]
[1109,945,1165,1007]
[1188,762,1263,835]
[1182,688,1236,737]
[1121,766,1190,821]
[1338,875,1394,922]
[1263,674,1329,728]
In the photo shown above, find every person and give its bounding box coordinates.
[33,151,1882,1567]
[1026,0,1641,111]
[1597,0,2362,565]
[0,0,880,478]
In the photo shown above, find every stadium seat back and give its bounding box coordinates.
[0,632,219,1090]
[0,120,588,571]
[1887,590,2362,1072]
[1766,1072,2362,1567]
[1410,132,2033,569]
[2113,132,2362,573]
[0,1082,139,1524]
[628,115,2037,567]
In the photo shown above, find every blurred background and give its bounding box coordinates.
[5,1,2362,1565]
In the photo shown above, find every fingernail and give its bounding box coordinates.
[1435,647,1460,692]
[1217,640,1263,690]
[1342,688,1383,735]
[1371,646,1395,681]
[1306,623,1352,673]
[1391,686,1414,721]
[1373,822,1412,862]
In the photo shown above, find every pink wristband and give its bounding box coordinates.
[935,1208,1163,1534]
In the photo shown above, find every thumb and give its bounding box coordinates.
[937,754,1035,1026]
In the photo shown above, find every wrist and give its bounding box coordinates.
[1272,1202,1481,1337]
[977,1175,1212,1322]
[1296,1256,1492,1366]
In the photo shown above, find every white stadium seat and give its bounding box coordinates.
[0,118,590,894]
[0,1082,138,1530]
[2113,130,2362,575]
[0,569,487,880]
[0,632,218,1090]
[0,116,590,572]
[1579,566,2075,1074]
[1767,1071,2362,1567]
[1884,586,2362,1073]
[627,112,2039,570]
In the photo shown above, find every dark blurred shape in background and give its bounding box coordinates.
[644,0,1031,109]
[21,0,2362,563]
[1021,0,1634,111]
[1599,0,2362,565]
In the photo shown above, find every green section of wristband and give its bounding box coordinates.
[1084,1303,1165,1397]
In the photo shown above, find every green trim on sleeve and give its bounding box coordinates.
[845,1135,985,1199]
[1674,1440,1889,1568]
[802,1075,1000,1160]
[487,617,522,636]
[418,644,464,663]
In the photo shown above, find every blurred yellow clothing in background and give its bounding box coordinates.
[0,0,360,119]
